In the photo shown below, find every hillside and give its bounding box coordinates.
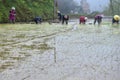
[0,0,54,23]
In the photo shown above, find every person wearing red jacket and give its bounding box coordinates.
[9,7,16,23]
[79,16,87,24]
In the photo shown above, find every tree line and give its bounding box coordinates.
[103,0,120,16]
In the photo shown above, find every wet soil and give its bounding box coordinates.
[0,21,120,80]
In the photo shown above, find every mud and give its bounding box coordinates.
[0,21,120,80]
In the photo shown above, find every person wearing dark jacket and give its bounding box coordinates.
[34,17,42,24]
[62,15,69,25]
[112,15,120,24]
[94,14,103,25]
[57,11,62,21]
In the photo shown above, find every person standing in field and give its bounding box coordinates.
[112,15,120,24]
[9,7,16,23]
[57,11,62,22]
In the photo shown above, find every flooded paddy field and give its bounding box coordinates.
[0,21,120,80]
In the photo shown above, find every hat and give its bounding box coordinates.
[11,7,15,10]
[114,15,120,20]
[57,11,60,13]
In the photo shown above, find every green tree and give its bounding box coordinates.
[103,0,120,15]
[0,0,54,23]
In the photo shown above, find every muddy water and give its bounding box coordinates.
[0,22,120,80]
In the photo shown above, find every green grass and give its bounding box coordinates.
[13,34,26,38]
[0,61,14,72]
[0,23,72,72]
[21,43,53,50]
[0,51,10,60]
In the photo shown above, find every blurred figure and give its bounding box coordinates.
[112,15,120,24]
[79,16,87,24]
[94,14,103,25]
[9,7,16,23]
[57,11,62,21]
[85,17,88,21]
[62,15,69,25]
[34,16,42,24]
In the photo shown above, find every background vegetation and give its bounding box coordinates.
[103,0,120,16]
[0,0,119,23]
[0,0,54,23]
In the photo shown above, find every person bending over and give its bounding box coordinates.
[94,14,103,25]
[62,15,69,25]
[79,16,87,24]
[112,15,120,24]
